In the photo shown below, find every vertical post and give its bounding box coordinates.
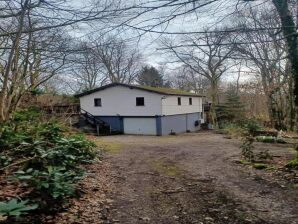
[186,114,188,132]
[96,124,100,136]
[156,115,162,136]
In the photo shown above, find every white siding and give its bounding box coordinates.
[124,118,156,135]
[161,96,203,115]
[79,86,162,116]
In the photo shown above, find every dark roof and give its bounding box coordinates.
[75,83,205,97]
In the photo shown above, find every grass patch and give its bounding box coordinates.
[224,126,244,138]
[151,160,183,177]
[94,139,122,154]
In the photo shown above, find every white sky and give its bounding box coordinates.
[70,0,261,83]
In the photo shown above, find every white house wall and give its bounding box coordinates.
[79,86,162,116]
[161,96,203,115]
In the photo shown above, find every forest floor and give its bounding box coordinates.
[54,131,298,224]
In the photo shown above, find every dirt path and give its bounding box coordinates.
[100,131,298,224]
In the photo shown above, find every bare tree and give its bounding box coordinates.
[168,65,209,94]
[234,7,291,129]
[92,35,142,84]
[70,41,107,92]
[114,0,298,112]
[0,0,117,121]
[162,30,235,126]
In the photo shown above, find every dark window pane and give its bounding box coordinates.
[189,98,192,105]
[178,97,181,105]
[136,97,145,106]
[94,98,102,107]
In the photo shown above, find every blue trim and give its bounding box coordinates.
[156,116,162,136]
[119,117,124,133]
[95,115,157,118]
[94,113,201,135]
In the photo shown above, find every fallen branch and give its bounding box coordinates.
[0,156,36,171]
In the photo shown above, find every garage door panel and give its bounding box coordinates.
[124,118,156,135]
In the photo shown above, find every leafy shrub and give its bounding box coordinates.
[221,119,262,138]
[0,125,31,150]
[222,123,245,138]
[13,107,41,123]
[0,199,38,218]
[0,109,97,219]
[10,135,96,202]
[53,135,97,162]
[35,122,64,141]
[15,167,83,200]
[240,119,262,135]
[240,135,255,162]
[0,155,12,168]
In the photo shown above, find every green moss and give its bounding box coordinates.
[151,160,182,177]
[239,160,270,170]
[138,85,200,96]
[256,136,275,143]
[239,160,252,165]
[252,163,268,169]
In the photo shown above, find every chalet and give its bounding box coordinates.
[76,83,205,135]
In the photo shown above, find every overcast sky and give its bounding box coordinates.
[70,0,255,82]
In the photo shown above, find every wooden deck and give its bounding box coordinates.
[41,104,80,115]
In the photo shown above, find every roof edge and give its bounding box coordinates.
[74,83,205,98]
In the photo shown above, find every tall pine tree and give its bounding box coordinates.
[216,86,246,124]
[137,66,164,87]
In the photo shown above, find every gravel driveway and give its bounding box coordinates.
[99,131,298,224]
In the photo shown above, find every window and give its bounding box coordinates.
[189,98,192,105]
[94,98,102,107]
[136,97,145,106]
[178,97,181,105]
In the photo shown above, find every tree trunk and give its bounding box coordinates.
[272,0,298,108]
[289,74,295,130]
[210,79,218,128]
[0,0,29,122]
